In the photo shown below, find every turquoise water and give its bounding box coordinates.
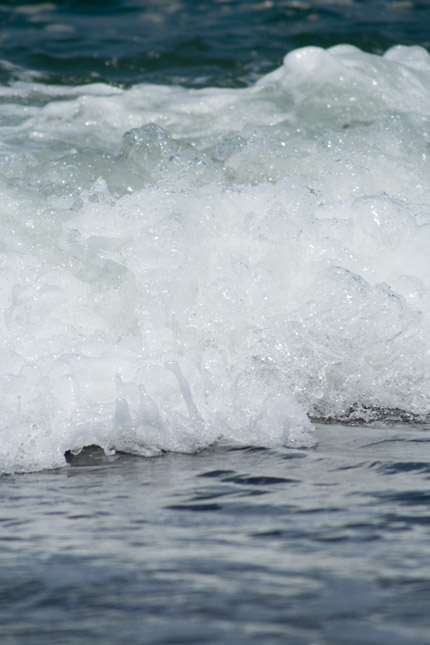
[1,1,430,643]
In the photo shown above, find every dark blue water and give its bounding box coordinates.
[1,2,430,644]
[1,0,430,87]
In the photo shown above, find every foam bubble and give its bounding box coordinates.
[1,44,430,472]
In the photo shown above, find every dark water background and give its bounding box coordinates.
[1,1,430,644]
[1,0,430,87]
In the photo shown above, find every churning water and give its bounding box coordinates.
[1,1,430,643]
[2,42,430,471]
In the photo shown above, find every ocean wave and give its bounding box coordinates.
[1,44,430,472]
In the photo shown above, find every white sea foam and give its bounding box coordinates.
[1,44,430,472]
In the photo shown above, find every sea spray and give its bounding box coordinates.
[1,44,430,471]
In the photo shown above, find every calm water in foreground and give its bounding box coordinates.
[2,425,430,644]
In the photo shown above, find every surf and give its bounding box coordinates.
[1,44,430,472]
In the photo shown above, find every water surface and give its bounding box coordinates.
[2,425,430,644]
[1,2,430,643]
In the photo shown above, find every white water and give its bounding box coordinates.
[1,44,430,473]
